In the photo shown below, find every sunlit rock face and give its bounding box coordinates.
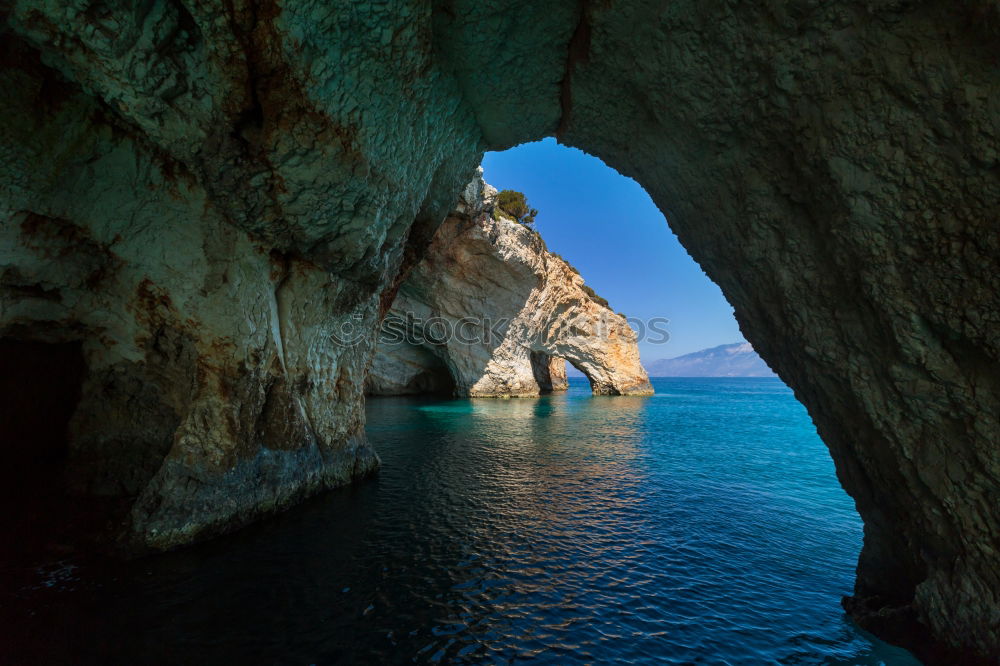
[367,172,653,398]
[1,1,998,661]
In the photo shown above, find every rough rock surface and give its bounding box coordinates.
[554,4,1000,663]
[367,172,653,398]
[1,1,998,661]
[0,1,486,550]
[0,33,384,551]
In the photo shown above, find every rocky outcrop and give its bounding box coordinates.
[0,36,382,551]
[0,8,446,551]
[367,172,653,398]
[1,2,998,661]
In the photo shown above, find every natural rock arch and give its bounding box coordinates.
[0,2,996,662]
[367,172,652,399]
[529,351,569,394]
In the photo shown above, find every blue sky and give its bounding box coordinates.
[481,138,744,361]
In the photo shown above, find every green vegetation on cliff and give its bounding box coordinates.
[494,189,538,225]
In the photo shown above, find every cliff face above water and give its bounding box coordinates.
[0,1,998,661]
[367,173,653,398]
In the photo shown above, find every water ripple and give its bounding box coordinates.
[2,378,920,664]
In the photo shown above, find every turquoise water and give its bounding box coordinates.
[3,377,920,664]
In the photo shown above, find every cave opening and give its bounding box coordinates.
[0,338,88,561]
[406,354,457,396]
[468,139,920,660]
[529,351,567,394]
[366,338,459,397]
[564,357,595,393]
[482,138,746,365]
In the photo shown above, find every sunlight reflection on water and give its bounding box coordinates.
[3,378,920,664]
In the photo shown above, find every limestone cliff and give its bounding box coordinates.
[367,172,653,398]
[0,1,998,661]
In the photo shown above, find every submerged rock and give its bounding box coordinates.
[367,171,653,398]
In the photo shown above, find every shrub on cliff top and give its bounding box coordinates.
[495,189,538,225]
[581,284,611,309]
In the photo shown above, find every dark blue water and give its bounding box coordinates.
[2,378,919,664]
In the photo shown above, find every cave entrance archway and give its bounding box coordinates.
[563,357,596,393]
[529,351,568,394]
[407,349,458,396]
[0,338,87,560]
[474,138,923,657]
[481,139,745,372]
[0,3,992,658]
[366,339,458,397]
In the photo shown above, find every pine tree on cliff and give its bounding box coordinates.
[495,190,538,226]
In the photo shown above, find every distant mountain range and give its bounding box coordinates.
[563,342,777,379]
[642,342,777,377]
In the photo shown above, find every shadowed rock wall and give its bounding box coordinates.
[0,0,490,550]
[0,1,997,660]
[532,352,570,394]
[0,35,383,551]
[552,3,1000,662]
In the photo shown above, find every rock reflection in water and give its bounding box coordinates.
[2,380,918,664]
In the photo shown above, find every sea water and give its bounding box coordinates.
[2,378,920,664]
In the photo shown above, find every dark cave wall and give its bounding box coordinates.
[553,2,1000,661]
